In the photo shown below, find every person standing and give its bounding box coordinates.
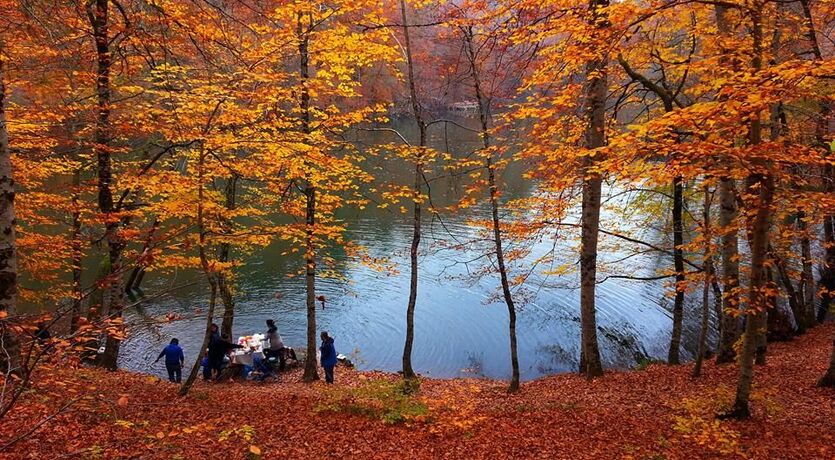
[320,331,337,384]
[210,323,220,342]
[155,338,185,383]
[207,333,243,380]
[203,323,221,380]
[264,319,286,371]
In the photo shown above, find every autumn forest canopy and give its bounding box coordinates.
[0,0,834,457]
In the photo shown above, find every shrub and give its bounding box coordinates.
[315,379,429,424]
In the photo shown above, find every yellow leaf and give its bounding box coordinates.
[249,445,262,456]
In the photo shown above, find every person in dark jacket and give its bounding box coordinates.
[207,333,243,380]
[319,331,337,384]
[155,338,185,383]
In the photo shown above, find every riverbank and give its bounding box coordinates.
[2,324,834,459]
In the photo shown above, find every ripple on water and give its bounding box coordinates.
[121,190,697,381]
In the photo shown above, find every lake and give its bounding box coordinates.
[116,117,705,381]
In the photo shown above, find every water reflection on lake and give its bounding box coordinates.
[119,117,703,380]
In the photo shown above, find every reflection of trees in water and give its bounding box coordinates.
[597,324,651,367]
[537,344,577,375]
[536,322,658,375]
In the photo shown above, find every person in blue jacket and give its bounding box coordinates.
[155,338,185,383]
[319,331,337,384]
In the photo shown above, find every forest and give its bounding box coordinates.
[0,0,834,458]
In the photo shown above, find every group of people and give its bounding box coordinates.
[155,320,338,384]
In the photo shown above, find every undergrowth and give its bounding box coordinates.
[314,378,430,424]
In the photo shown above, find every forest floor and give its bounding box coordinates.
[1,324,834,460]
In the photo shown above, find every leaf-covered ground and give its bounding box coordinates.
[2,324,834,459]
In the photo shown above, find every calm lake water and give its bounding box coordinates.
[115,117,705,381]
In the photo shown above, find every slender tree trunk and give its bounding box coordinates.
[799,0,833,325]
[462,26,520,392]
[771,247,800,340]
[798,216,816,329]
[693,184,713,377]
[399,0,425,381]
[578,0,608,379]
[728,175,773,417]
[88,0,124,371]
[180,148,216,396]
[765,10,798,342]
[0,44,20,376]
[302,183,318,382]
[726,10,772,418]
[822,213,835,322]
[756,268,771,366]
[669,176,685,364]
[70,169,83,332]
[296,13,319,383]
[714,4,742,365]
[125,218,158,293]
[219,175,237,339]
[716,177,741,364]
[616,56,687,365]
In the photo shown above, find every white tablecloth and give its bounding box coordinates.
[229,351,263,367]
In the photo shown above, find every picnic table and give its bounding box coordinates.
[229,349,264,367]
[228,334,267,366]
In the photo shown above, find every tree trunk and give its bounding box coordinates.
[716,177,740,364]
[766,13,799,341]
[302,185,318,382]
[180,148,216,396]
[218,271,234,339]
[771,248,800,340]
[180,278,216,396]
[125,218,158,293]
[799,0,833,325]
[616,55,687,365]
[219,175,237,339]
[578,0,608,379]
[668,176,685,364]
[726,10,772,419]
[798,215,816,329]
[297,13,319,383]
[399,0,425,381]
[70,169,83,332]
[727,175,773,418]
[88,0,124,371]
[463,26,520,392]
[713,4,742,365]
[0,44,20,376]
[823,213,835,323]
[693,184,713,377]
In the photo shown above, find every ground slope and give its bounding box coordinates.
[1,324,833,459]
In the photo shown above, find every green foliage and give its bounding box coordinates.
[315,378,429,424]
[636,357,665,371]
[401,376,421,395]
